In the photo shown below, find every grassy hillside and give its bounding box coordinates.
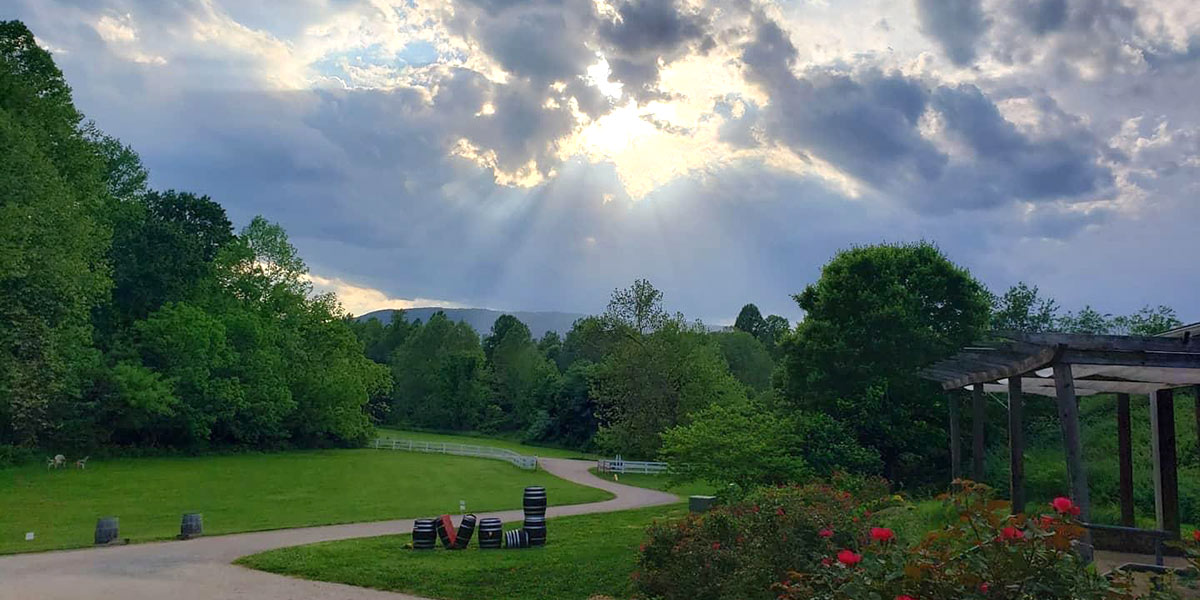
[0,449,610,554]
[982,389,1199,526]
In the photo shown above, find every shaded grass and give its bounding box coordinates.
[0,449,610,554]
[377,428,597,460]
[238,503,686,600]
[587,468,719,499]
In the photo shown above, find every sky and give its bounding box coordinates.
[10,0,1200,324]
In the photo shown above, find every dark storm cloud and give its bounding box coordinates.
[913,0,990,66]
[598,0,713,100]
[738,11,1112,214]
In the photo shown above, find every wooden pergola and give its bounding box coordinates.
[919,327,1200,558]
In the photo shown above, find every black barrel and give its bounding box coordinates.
[504,528,529,549]
[180,513,203,539]
[94,517,119,545]
[412,518,437,550]
[523,486,547,516]
[435,514,456,549]
[453,514,477,549]
[524,515,546,546]
[478,518,503,549]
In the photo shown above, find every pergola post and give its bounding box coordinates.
[972,383,986,481]
[948,391,962,481]
[1007,376,1025,514]
[1053,362,1092,561]
[1194,385,1199,463]
[1116,393,1135,527]
[1150,388,1180,537]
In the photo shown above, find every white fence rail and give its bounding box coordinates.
[597,455,669,475]
[371,438,538,470]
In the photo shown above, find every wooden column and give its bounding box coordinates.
[1116,393,1135,527]
[948,392,962,481]
[972,383,986,481]
[1150,388,1180,537]
[1053,362,1092,561]
[1008,376,1025,514]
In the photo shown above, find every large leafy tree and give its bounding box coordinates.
[711,330,774,392]
[734,304,767,339]
[390,312,488,430]
[483,315,559,431]
[591,280,746,458]
[780,242,991,484]
[0,21,110,446]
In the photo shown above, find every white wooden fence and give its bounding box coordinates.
[596,454,669,475]
[371,438,538,470]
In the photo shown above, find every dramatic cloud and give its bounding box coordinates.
[10,0,1200,321]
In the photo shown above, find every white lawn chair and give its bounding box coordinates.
[47,455,65,469]
[75,456,89,469]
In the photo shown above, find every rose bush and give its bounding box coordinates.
[633,475,892,600]
[775,482,1177,600]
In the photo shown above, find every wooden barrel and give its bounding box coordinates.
[478,518,502,549]
[524,515,546,546]
[453,514,477,549]
[523,486,547,517]
[94,517,119,545]
[435,514,457,549]
[180,513,203,539]
[504,528,529,549]
[412,519,437,550]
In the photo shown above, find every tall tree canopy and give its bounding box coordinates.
[780,242,992,484]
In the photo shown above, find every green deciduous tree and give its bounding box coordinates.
[780,242,991,484]
[711,330,774,392]
[390,312,488,430]
[991,282,1059,332]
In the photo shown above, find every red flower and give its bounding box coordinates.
[870,527,895,542]
[639,543,646,552]
[821,557,833,567]
[1193,530,1200,542]
[712,542,721,550]
[895,596,916,600]
[836,549,862,566]
[818,528,834,538]
[979,583,990,593]
[1051,497,1076,514]
[1038,515,1055,529]
[776,507,786,516]
[1070,505,1081,516]
[864,510,873,518]
[752,505,760,513]
[999,526,1024,542]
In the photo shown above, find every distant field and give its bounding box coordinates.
[238,503,687,600]
[587,468,718,498]
[376,428,598,460]
[0,449,610,554]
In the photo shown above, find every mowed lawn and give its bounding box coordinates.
[238,503,686,600]
[376,428,597,459]
[0,450,611,554]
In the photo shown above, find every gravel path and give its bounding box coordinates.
[0,457,679,600]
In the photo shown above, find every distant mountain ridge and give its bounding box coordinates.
[356,307,587,339]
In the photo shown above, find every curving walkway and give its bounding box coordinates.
[0,458,678,600]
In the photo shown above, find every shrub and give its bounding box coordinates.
[776,481,1175,600]
[634,478,893,600]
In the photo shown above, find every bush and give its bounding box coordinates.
[776,481,1176,600]
[659,400,880,490]
[634,477,893,600]
[0,444,38,467]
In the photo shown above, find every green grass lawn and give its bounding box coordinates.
[0,449,611,555]
[376,428,597,460]
[587,468,719,498]
[238,503,686,600]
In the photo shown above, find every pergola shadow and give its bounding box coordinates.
[920,325,1200,564]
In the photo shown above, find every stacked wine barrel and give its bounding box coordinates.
[522,486,547,546]
[454,514,477,549]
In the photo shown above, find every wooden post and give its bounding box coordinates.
[1194,385,1200,466]
[1008,376,1025,514]
[1150,388,1180,537]
[1116,393,1135,527]
[972,383,986,481]
[948,392,962,481]
[1053,362,1092,561]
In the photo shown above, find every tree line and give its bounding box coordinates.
[1,21,388,455]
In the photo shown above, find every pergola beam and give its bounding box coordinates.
[935,346,1058,390]
[1060,349,1200,370]
[998,332,1200,353]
